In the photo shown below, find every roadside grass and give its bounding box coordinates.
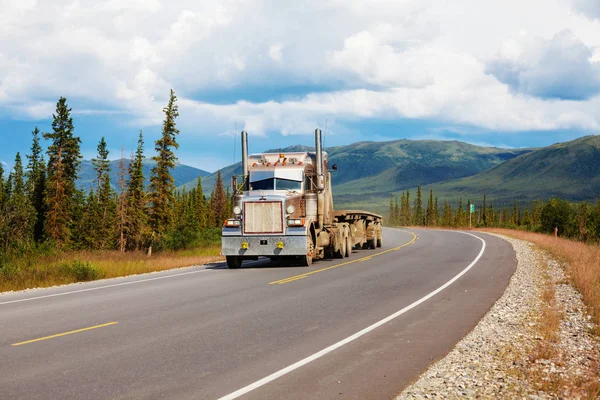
[481,229,600,398]
[482,228,600,338]
[0,245,223,293]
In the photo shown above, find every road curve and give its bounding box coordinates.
[0,228,516,400]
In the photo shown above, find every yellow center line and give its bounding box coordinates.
[269,232,418,285]
[12,322,119,347]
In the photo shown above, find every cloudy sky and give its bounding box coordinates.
[1,0,600,171]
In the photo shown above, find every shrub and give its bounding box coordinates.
[62,260,104,281]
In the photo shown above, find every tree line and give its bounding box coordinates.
[389,186,600,242]
[0,90,231,255]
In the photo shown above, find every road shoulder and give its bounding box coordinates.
[398,233,600,399]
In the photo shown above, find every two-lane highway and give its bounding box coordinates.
[0,228,516,399]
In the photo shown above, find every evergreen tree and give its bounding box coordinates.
[394,196,400,226]
[26,127,47,241]
[125,132,148,251]
[117,149,127,252]
[442,200,453,227]
[149,90,180,235]
[0,153,36,251]
[210,170,228,227]
[93,138,115,249]
[511,200,520,226]
[414,186,424,226]
[455,199,465,227]
[389,194,396,225]
[482,193,487,226]
[44,97,82,246]
[399,192,407,226]
[426,189,435,226]
[92,137,110,196]
[0,162,4,208]
[193,177,208,231]
[404,191,411,225]
[433,197,439,227]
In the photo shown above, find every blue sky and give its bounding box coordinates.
[2,0,600,173]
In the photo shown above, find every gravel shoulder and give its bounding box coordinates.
[397,233,600,399]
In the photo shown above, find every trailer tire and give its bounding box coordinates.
[226,256,242,269]
[377,237,382,248]
[367,239,376,250]
[345,235,351,257]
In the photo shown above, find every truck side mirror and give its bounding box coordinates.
[332,164,338,171]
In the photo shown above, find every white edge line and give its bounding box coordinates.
[0,259,264,306]
[217,231,487,400]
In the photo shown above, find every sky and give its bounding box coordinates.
[2,0,600,172]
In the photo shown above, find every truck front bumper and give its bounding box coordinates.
[222,235,307,257]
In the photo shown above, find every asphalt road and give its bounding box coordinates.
[0,228,516,400]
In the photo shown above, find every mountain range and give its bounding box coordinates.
[79,135,599,215]
[77,159,210,193]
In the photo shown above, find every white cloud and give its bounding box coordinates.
[1,0,600,138]
[572,0,600,19]
[487,30,600,100]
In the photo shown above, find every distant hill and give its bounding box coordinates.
[179,139,531,210]
[77,159,210,193]
[411,135,600,206]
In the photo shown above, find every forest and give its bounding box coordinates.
[388,186,600,243]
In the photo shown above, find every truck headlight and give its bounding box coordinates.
[233,206,242,215]
[287,218,305,227]
[286,204,296,214]
[224,219,241,228]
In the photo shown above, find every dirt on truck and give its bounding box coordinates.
[222,129,383,269]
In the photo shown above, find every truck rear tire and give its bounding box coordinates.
[367,239,376,250]
[334,234,346,259]
[377,237,382,248]
[226,256,242,269]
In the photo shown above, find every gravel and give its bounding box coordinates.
[397,234,600,399]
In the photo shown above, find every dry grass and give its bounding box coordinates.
[483,228,600,337]
[0,245,224,293]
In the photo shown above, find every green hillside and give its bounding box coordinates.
[78,159,210,193]
[412,135,600,207]
[180,139,531,204]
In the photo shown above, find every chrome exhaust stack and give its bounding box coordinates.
[241,130,249,191]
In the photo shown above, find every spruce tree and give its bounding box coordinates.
[404,191,411,226]
[433,197,439,227]
[455,199,465,227]
[399,192,407,226]
[149,90,180,236]
[26,127,47,241]
[442,200,453,227]
[92,137,110,196]
[194,177,208,231]
[394,196,400,226]
[389,194,396,225]
[125,132,148,251]
[414,186,424,226]
[44,97,82,246]
[426,189,434,226]
[482,193,488,226]
[210,170,228,227]
[1,153,36,251]
[93,137,115,249]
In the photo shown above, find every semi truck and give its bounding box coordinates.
[222,129,383,269]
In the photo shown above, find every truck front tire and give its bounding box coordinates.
[300,235,314,267]
[226,256,242,269]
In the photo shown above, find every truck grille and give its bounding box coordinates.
[244,201,283,234]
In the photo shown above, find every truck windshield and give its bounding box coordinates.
[250,178,302,191]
